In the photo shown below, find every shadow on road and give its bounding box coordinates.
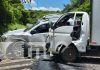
[75,57,100,64]
[32,55,100,70]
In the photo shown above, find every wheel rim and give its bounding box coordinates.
[6,41,24,59]
[62,47,77,62]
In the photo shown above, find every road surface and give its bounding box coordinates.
[1,56,100,70]
[32,56,100,70]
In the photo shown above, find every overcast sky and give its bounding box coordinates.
[22,0,70,11]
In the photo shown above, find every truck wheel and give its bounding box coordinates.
[6,41,25,59]
[61,45,78,62]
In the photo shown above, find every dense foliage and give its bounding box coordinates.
[0,0,90,35]
[0,0,58,35]
[63,0,90,14]
[0,0,25,35]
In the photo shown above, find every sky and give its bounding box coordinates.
[22,0,71,11]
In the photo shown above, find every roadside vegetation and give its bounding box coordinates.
[0,0,90,35]
[0,0,59,35]
[63,0,90,14]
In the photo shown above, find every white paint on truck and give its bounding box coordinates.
[48,12,90,62]
[0,14,62,59]
[49,12,89,53]
[91,0,100,46]
[48,0,100,62]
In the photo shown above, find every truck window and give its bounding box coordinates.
[71,14,83,40]
[74,14,83,26]
[34,24,50,33]
[54,13,74,29]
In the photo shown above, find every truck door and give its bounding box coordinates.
[71,13,83,40]
[50,13,75,52]
[72,13,89,52]
[29,23,50,49]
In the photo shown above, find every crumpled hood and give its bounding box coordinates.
[2,29,26,37]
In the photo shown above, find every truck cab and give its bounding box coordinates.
[48,12,89,62]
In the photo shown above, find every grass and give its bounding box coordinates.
[8,23,26,31]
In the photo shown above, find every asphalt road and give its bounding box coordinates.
[1,55,100,70]
[32,56,100,70]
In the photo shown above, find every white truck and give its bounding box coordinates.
[0,14,62,59]
[47,0,100,62]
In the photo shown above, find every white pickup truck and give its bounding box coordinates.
[47,0,100,62]
[0,14,62,59]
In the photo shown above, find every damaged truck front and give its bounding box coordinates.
[0,14,62,59]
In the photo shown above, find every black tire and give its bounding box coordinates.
[61,45,79,62]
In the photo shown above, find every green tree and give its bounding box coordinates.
[63,0,90,13]
[0,0,12,35]
[0,0,61,34]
